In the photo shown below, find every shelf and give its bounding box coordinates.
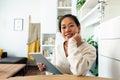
[80,4,100,22]
[80,4,100,27]
[42,34,55,45]
[41,33,55,59]
[57,0,72,16]
[78,0,98,19]
[84,18,100,27]
[82,0,98,10]
[57,7,72,10]
[57,7,71,16]
[77,0,102,39]
[42,46,54,59]
[42,45,55,47]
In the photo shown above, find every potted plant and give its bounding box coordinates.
[86,35,98,50]
[83,35,98,76]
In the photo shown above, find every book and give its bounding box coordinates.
[30,53,62,74]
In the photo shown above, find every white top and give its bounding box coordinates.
[50,38,96,76]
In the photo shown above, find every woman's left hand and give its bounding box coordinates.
[72,33,83,47]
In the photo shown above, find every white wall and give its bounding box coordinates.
[103,0,120,21]
[0,0,57,57]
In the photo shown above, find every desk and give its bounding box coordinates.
[0,75,114,80]
[0,64,26,79]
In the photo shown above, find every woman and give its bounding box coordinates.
[37,14,96,76]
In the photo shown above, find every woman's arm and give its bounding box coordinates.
[67,38,96,76]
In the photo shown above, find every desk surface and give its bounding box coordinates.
[0,64,26,79]
[0,75,114,80]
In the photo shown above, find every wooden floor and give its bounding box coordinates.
[24,66,45,76]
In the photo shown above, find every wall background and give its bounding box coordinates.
[0,0,57,57]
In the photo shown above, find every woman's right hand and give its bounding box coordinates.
[37,62,46,71]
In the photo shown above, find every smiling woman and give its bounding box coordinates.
[37,14,96,76]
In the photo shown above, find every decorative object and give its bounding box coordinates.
[65,0,71,7]
[14,19,23,31]
[58,0,64,7]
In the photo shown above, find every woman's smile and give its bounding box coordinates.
[65,33,74,39]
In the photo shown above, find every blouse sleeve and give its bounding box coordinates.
[67,38,96,76]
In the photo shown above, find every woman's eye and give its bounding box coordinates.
[61,26,66,29]
[69,24,74,27]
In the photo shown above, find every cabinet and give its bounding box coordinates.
[77,0,106,76]
[102,0,120,21]
[98,16,120,79]
[57,0,72,18]
[77,0,120,40]
[98,0,120,79]
[77,0,120,77]
[41,33,55,60]
[77,0,105,39]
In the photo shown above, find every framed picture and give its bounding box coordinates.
[14,19,23,31]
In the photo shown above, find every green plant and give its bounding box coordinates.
[83,35,98,76]
[76,0,86,11]
[86,35,98,49]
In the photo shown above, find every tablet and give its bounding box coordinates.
[30,53,62,74]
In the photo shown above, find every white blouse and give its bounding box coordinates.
[50,38,96,76]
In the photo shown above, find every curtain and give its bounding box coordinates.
[27,23,40,60]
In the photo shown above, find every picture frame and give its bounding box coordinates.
[14,19,23,31]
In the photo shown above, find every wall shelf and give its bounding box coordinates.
[77,0,102,39]
[57,7,72,10]
[80,4,100,27]
[80,4,100,22]
[41,33,55,60]
[78,0,98,19]
[57,0,72,19]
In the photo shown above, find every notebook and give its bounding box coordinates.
[30,53,62,74]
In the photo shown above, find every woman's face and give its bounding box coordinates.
[61,17,80,41]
